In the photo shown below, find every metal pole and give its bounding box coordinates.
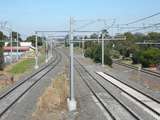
[68,17,76,111]
[98,34,100,43]
[16,32,19,61]
[70,17,74,101]
[45,37,48,63]
[10,31,13,63]
[51,39,53,57]
[82,37,84,57]
[35,32,39,69]
[102,34,104,66]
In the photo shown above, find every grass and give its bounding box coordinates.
[32,73,68,120]
[8,58,35,75]
[7,47,46,76]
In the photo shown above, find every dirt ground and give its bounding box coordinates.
[31,73,69,120]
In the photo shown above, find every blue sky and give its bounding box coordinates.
[0,0,160,38]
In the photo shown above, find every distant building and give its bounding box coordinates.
[3,42,35,63]
[20,42,32,47]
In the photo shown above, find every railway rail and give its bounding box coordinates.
[0,49,61,118]
[61,49,159,119]
[114,61,160,78]
[97,72,160,120]
[74,58,141,120]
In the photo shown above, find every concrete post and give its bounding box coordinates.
[34,32,39,69]
[102,34,104,66]
[16,32,19,61]
[45,38,48,63]
[82,37,84,57]
[10,31,13,63]
[67,17,77,111]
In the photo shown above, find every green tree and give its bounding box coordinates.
[90,33,98,39]
[11,31,22,41]
[147,32,160,42]
[0,42,4,70]
[26,35,43,46]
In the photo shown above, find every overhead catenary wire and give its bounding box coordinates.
[129,22,160,32]
[125,12,160,25]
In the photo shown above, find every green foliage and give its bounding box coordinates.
[104,48,112,66]
[93,44,101,63]
[0,41,5,70]
[26,35,43,46]
[110,49,120,59]
[132,48,160,67]
[84,42,112,66]
[9,58,35,75]
[0,31,8,40]
[0,47,4,70]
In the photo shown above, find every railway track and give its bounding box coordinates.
[61,48,159,119]
[114,61,160,78]
[97,72,160,120]
[0,49,61,118]
[74,58,141,120]
[75,58,160,120]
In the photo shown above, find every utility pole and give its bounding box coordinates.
[16,32,19,61]
[67,17,77,111]
[102,34,104,66]
[50,39,53,57]
[82,36,85,57]
[35,32,39,69]
[10,31,13,63]
[45,37,48,63]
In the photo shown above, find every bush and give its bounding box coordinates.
[0,42,4,70]
[84,42,112,66]
[132,48,160,67]
[93,45,101,63]
[104,49,112,66]
[84,47,92,58]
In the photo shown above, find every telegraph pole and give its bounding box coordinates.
[16,32,19,61]
[102,34,104,66]
[68,17,77,111]
[35,32,39,69]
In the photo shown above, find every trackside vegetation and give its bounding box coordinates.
[72,30,160,68]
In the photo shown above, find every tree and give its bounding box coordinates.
[147,32,160,42]
[0,42,4,70]
[101,29,109,38]
[64,34,69,47]
[0,31,3,40]
[11,31,22,41]
[26,35,43,46]
[0,31,7,40]
[90,33,98,39]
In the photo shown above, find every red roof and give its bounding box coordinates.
[3,47,30,52]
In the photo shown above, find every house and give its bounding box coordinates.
[3,42,35,63]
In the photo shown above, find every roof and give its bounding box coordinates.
[3,46,30,51]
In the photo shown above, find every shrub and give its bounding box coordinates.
[104,49,112,66]
[132,48,160,67]
[84,42,113,66]
[93,45,101,63]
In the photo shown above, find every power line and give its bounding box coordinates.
[129,22,160,32]
[125,12,160,25]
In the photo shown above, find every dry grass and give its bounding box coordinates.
[32,73,68,120]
